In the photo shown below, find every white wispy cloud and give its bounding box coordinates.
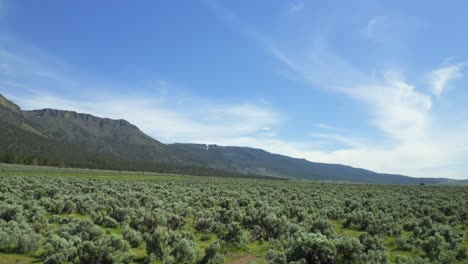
[309,133,364,149]
[0,41,282,145]
[203,1,269,47]
[0,47,80,95]
[287,1,304,15]
[273,48,467,177]
[317,123,345,132]
[426,62,465,96]
[361,15,420,45]
[279,55,467,177]
[206,3,468,178]
[12,93,281,144]
[349,72,432,142]
[363,17,380,38]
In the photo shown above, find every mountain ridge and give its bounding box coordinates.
[0,94,460,184]
[167,143,450,184]
[0,94,21,113]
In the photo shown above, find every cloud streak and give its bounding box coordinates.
[206,3,468,178]
[275,51,467,178]
[0,41,283,147]
[276,50,467,178]
[12,93,282,144]
[426,62,465,96]
[287,1,304,15]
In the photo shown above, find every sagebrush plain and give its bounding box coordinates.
[1,164,467,263]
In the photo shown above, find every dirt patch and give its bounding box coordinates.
[225,253,259,264]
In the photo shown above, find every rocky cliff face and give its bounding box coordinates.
[30,109,133,129]
[24,109,159,145]
[0,94,173,164]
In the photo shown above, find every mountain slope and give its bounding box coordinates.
[0,94,176,164]
[0,94,459,184]
[168,143,449,184]
[22,108,177,163]
[0,94,241,177]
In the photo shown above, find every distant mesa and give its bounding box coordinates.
[0,93,460,184]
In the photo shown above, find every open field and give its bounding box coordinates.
[0,164,467,263]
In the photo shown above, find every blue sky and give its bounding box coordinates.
[1,0,467,179]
